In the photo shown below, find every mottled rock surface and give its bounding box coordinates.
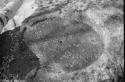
[0,0,124,82]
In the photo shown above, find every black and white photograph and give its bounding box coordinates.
[0,0,124,82]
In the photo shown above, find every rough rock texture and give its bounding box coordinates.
[0,0,124,82]
[23,17,104,72]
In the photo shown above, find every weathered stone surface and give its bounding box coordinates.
[0,0,123,82]
[21,17,104,82]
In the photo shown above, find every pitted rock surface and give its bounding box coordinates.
[0,0,123,82]
[23,17,104,73]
